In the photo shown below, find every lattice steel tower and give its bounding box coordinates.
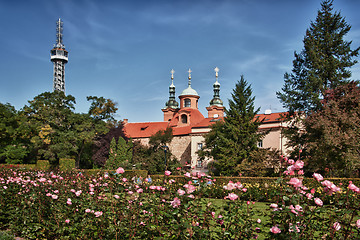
[50,18,68,92]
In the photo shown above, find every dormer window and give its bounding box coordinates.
[181,114,188,124]
[184,99,191,107]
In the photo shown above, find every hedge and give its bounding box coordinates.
[59,158,75,171]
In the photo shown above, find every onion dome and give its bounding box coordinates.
[180,68,199,96]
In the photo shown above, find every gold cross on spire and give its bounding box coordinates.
[170,69,175,80]
[188,68,192,80]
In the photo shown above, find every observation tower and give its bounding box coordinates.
[50,18,68,92]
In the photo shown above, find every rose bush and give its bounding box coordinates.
[0,163,359,239]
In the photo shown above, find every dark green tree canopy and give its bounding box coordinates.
[201,76,263,176]
[277,0,359,114]
[87,96,118,121]
[1,91,117,167]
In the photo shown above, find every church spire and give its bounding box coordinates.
[164,69,179,109]
[209,67,223,107]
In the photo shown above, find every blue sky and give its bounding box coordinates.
[1,0,360,122]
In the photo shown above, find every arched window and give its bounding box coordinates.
[181,114,188,124]
[184,99,191,107]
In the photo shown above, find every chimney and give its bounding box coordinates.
[265,109,272,115]
[123,119,128,124]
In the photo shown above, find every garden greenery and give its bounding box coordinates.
[0,161,359,239]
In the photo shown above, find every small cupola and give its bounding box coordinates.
[207,67,224,118]
[162,69,180,122]
[164,69,179,109]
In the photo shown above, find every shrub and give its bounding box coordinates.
[36,160,50,171]
[59,158,75,171]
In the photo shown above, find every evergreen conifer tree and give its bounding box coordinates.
[203,76,263,176]
[277,0,359,114]
[105,136,133,169]
[276,0,359,164]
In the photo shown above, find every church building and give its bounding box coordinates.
[123,68,290,172]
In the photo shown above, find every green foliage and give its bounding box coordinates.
[277,1,360,174]
[0,103,33,164]
[0,145,28,164]
[201,76,263,176]
[277,0,360,115]
[236,148,281,177]
[105,137,133,170]
[149,127,173,148]
[59,158,75,171]
[1,167,360,239]
[304,82,360,177]
[80,169,148,179]
[10,91,114,167]
[87,96,118,122]
[0,231,14,240]
[36,160,50,171]
[132,128,181,175]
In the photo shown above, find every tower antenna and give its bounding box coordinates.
[50,18,68,93]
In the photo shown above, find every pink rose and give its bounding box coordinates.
[294,160,304,170]
[94,211,103,217]
[65,219,70,224]
[288,178,302,188]
[321,180,332,188]
[270,226,281,234]
[170,197,181,208]
[313,173,324,181]
[356,219,360,228]
[333,222,341,231]
[348,183,360,193]
[225,193,238,200]
[165,170,171,176]
[116,167,125,174]
[114,195,120,199]
[177,189,186,196]
[314,198,323,206]
[223,182,236,191]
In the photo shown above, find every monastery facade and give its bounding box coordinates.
[123,68,290,172]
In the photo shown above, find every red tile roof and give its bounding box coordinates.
[168,108,205,127]
[123,112,288,139]
[256,112,287,123]
[123,122,169,138]
[192,117,224,128]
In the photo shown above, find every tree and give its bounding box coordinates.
[0,103,35,164]
[277,0,359,115]
[304,82,360,177]
[132,128,181,175]
[201,76,263,176]
[87,96,118,122]
[92,124,126,167]
[21,92,113,166]
[276,0,360,171]
[105,136,133,170]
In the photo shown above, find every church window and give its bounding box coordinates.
[181,114,188,124]
[257,140,263,148]
[197,143,203,150]
[184,99,191,107]
[197,160,202,168]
